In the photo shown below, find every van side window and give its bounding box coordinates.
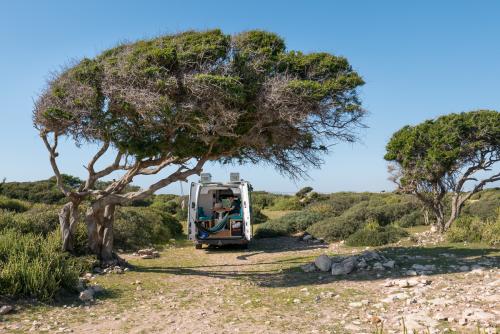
[191,202,195,209]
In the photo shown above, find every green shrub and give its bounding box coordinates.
[0,175,79,204]
[268,196,302,211]
[252,192,278,209]
[395,211,426,227]
[481,211,500,246]
[0,196,30,213]
[252,207,268,224]
[307,215,363,241]
[253,224,288,238]
[346,220,409,246]
[114,207,182,250]
[447,211,500,246]
[0,229,87,301]
[0,204,59,235]
[447,216,485,243]
[462,189,500,220]
[254,211,323,238]
[306,192,369,216]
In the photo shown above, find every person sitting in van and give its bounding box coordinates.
[228,196,241,216]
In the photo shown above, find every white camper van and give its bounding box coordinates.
[187,173,253,249]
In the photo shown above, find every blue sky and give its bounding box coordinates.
[1,0,499,194]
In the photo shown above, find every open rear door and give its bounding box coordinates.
[240,182,252,241]
[187,182,201,240]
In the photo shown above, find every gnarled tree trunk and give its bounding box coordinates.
[59,201,80,252]
[86,203,120,266]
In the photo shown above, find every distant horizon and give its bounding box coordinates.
[1,1,499,194]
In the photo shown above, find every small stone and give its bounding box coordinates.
[349,302,363,308]
[293,298,301,304]
[0,305,13,315]
[458,318,467,326]
[382,260,395,269]
[79,288,94,302]
[300,262,317,273]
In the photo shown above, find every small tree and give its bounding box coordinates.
[296,186,313,198]
[34,30,365,264]
[385,110,500,232]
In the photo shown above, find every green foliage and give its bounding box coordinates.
[252,192,278,209]
[462,188,500,220]
[0,196,30,212]
[0,229,87,301]
[446,211,500,246]
[0,175,80,204]
[252,207,268,225]
[385,110,500,227]
[395,210,427,227]
[254,211,324,238]
[346,220,409,246]
[306,192,370,216]
[295,186,313,198]
[268,196,302,211]
[114,207,182,251]
[0,204,59,235]
[307,193,422,242]
[34,29,364,176]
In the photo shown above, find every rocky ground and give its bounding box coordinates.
[0,232,498,334]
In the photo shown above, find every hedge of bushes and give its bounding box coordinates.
[255,192,423,246]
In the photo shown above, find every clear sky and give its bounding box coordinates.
[1,0,499,194]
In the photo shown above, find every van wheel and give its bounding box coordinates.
[195,243,202,249]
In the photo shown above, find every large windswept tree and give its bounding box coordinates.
[34,30,365,264]
[385,110,500,232]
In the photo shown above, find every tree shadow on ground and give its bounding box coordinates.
[134,237,499,288]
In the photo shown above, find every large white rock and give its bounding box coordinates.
[314,255,332,272]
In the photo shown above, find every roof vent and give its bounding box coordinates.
[230,172,240,182]
[200,173,212,183]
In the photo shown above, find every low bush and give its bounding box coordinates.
[254,211,324,238]
[252,192,278,209]
[395,211,427,227]
[0,196,30,213]
[307,215,363,241]
[462,189,500,220]
[268,196,302,211]
[447,211,500,246]
[114,207,182,251]
[0,204,60,235]
[0,229,89,301]
[252,207,268,224]
[346,221,409,246]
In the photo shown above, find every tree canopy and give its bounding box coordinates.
[34,29,365,178]
[385,110,500,231]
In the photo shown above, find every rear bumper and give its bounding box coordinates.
[196,238,249,246]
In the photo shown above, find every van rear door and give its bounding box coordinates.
[240,182,252,241]
[187,182,201,240]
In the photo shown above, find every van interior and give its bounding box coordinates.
[196,186,244,239]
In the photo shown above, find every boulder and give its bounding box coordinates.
[314,255,332,272]
[332,258,356,275]
[79,288,95,302]
[372,262,384,270]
